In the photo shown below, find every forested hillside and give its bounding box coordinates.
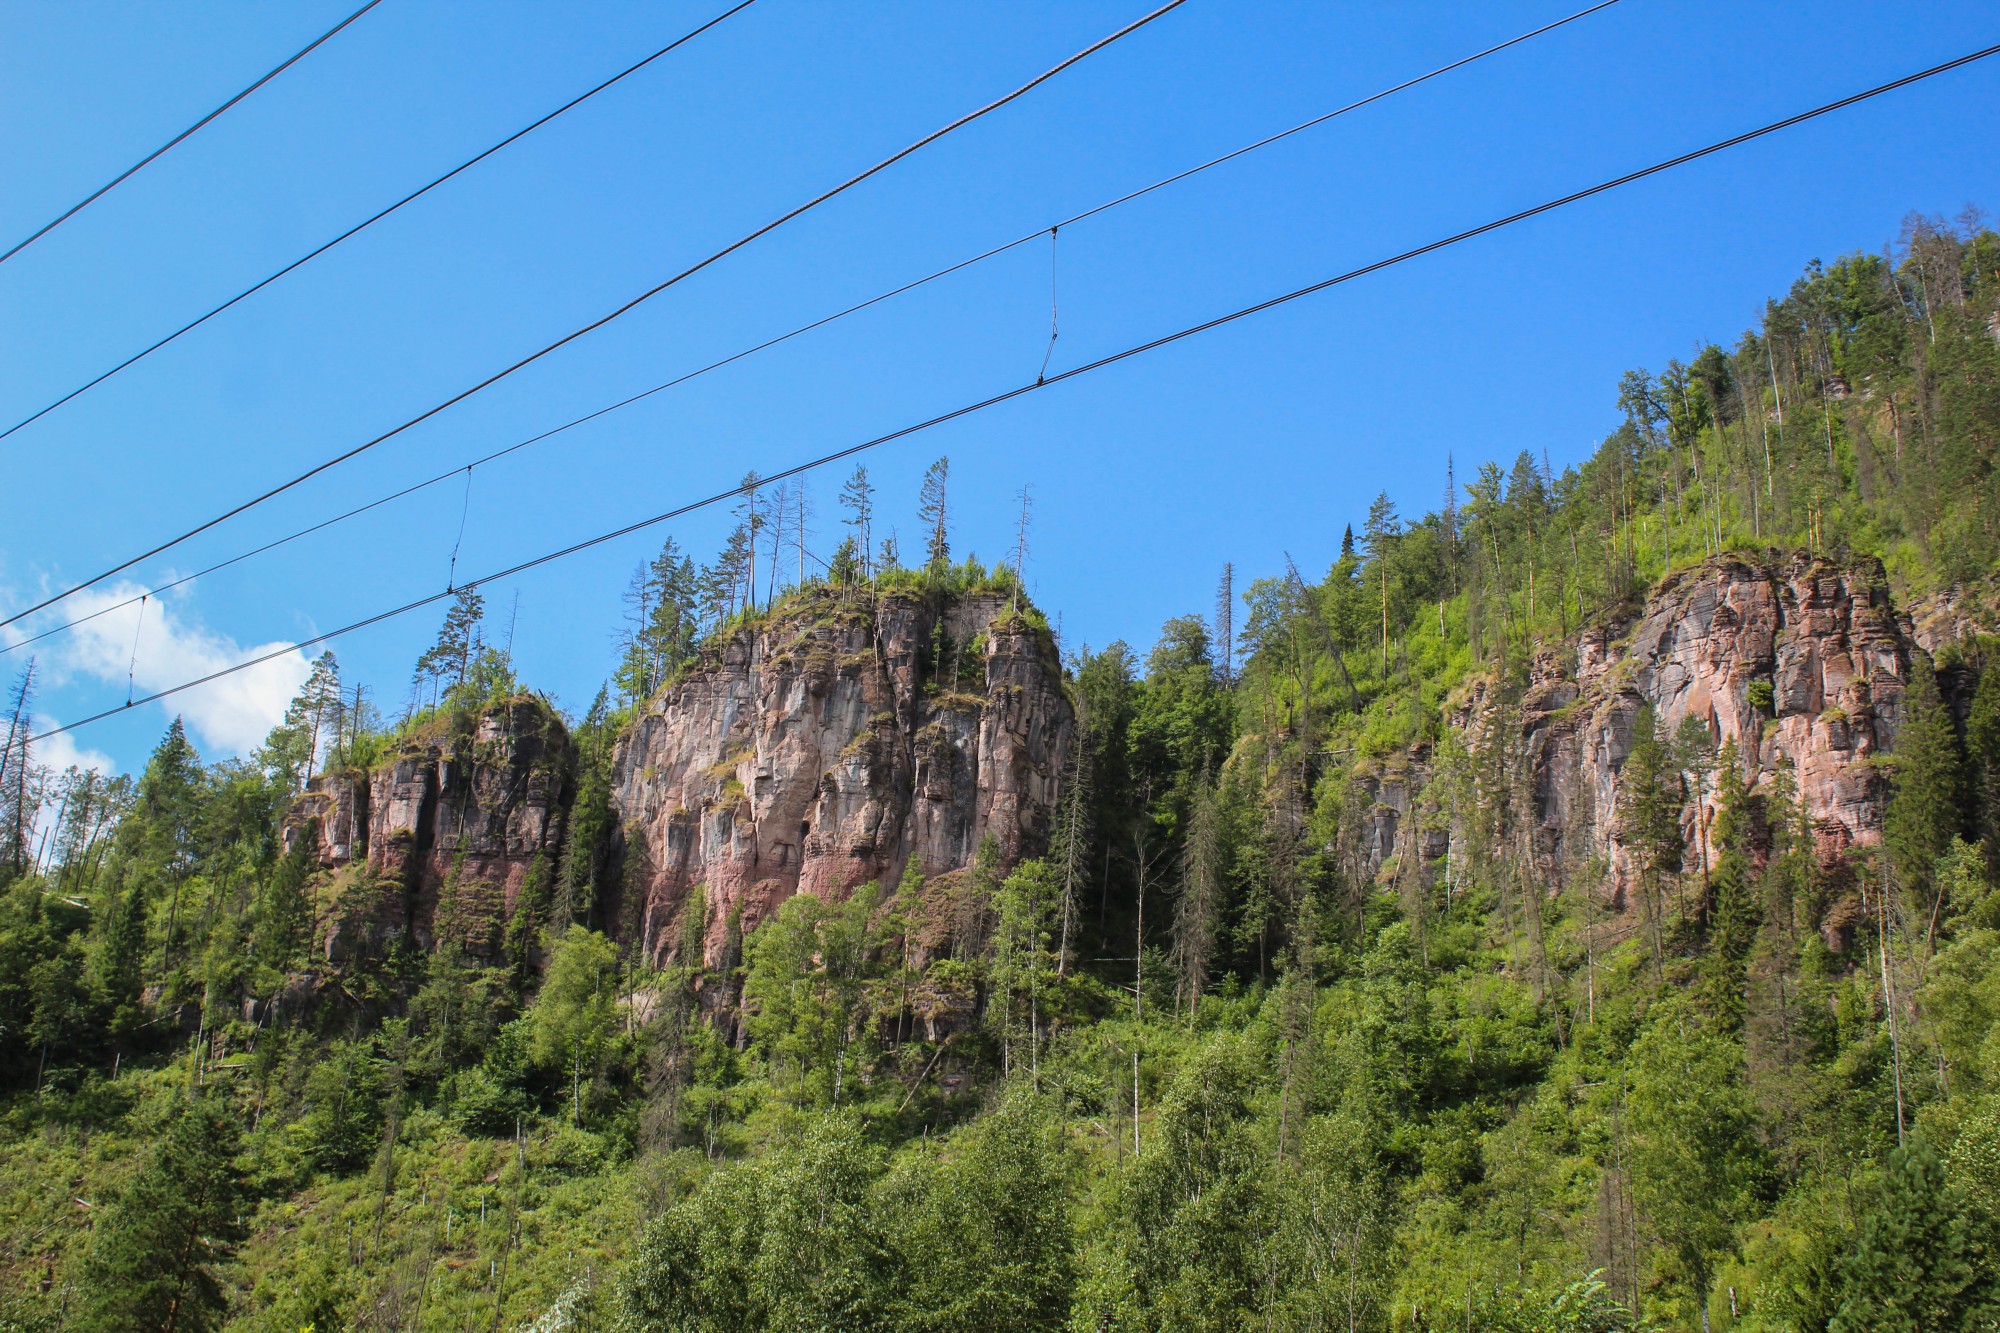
[3,211,1999,1332]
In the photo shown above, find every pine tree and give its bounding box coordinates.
[1509,450,1546,634]
[1886,653,1966,929]
[1830,1136,1994,1332]
[736,472,764,612]
[1701,741,1760,1027]
[703,523,753,626]
[1966,658,2000,880]
[263,653,343,792]
[1618,706,1685,969]
[650,541,699,674]
[1675,713,1718,926]
[1170,777,1223,1018]
[613,539,698,703]
[413,586,485,708]
[1362,491,1399,676]
[302,652,341,784]
[839,465,875,580]
[615,561,657,703]
[828,536,862,586]
[0,661,37,881]
[74,1098,247,1333]
[918,457,950,573]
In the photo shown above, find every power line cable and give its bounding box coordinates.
[0,0,384,267]
[32,38,2000,746]
[2,0,1187,631]
[0,0,1616,652]
[0,0,757,443]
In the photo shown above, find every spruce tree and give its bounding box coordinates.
[74,1098,246,1333]
[88,875,148,1035]
[1170,777,1223,1018]
[555,690,614,934]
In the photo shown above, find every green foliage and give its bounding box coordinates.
[295,1038,385,1176]
[741,884,887,1107]
[618,1114,893,1331]
[1830,1135,1995,1332]
[1475,1272,1635,1333]
[531,926,621,1124]
[1628,1006,1767,1322]
[881,1089,1077,1330]
[1075,1040,1269,1328]
[72,1097,246,1333]
[6,213,2000,1330]
[558,688,618,935]
[1886,653,1967,924]
[251,822,316,980]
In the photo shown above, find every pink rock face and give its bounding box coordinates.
[1353,554,1917,939]
[1577,554,1907,879]
[610,587,1073,967]
[286,697,572,959]
[282,773,367,867]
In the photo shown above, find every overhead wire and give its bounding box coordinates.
[0,0,384,267]
[0,0,759,442]
[0,0,1619,655]
[1,0,1188,630]
[32,37,2000,746]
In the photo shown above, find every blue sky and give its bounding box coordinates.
[3,0,1996,776]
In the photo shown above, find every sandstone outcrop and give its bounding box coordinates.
[609,586,1073,966]
[1347,553,1921,943]
[285,696,572,959]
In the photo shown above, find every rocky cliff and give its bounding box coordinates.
[288,553,1968,970]
[283,591,1073,969]
[285,696,572,959]
[609,586,1073,966]
[1347,553,1937,946]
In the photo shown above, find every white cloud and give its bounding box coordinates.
[20,583,311,759]
[31,724,117,780]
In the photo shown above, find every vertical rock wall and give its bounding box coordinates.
[1346,554,1924,943]
[285,697,573,959]
[609,587,1073,966]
